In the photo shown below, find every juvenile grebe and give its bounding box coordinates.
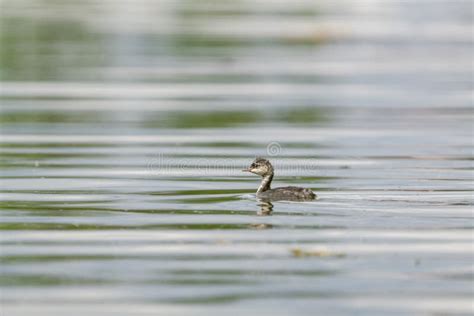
[242,157,316,201]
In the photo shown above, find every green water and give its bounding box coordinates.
[0,1,473,315]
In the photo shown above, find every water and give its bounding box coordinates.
[0,1,473,315]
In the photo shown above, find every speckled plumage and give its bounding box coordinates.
[242,157,316,201]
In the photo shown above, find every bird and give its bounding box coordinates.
[242,157,316,201]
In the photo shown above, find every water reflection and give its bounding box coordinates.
[1,0,473,315]
[257,201,273,216]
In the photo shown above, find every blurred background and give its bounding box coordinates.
[0,0,473,315]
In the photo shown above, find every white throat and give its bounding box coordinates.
[257,173,273,194]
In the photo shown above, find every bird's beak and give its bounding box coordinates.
[242,168,251,172]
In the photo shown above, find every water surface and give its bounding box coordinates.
[0,1,473,315]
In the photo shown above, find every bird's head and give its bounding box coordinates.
[242,157,274,177]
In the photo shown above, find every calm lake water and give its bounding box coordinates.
[0,0,473,315]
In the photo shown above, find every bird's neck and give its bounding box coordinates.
[257,173,273,193]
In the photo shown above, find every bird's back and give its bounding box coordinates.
[257,186,316,201]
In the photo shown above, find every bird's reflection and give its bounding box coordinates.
[257,201,273,216]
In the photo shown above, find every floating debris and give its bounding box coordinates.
[249,223,273,230]
[290,247,346,258]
